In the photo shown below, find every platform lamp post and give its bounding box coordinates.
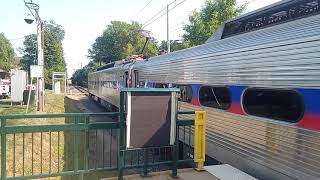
[24,0,45,111]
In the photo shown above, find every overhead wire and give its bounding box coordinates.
[8,36,26,41]
[169,20,185,29]
[142,0,186,28]
[168,0,258,35]
[141,6,167,28]
[142,0,187,28]
[131,0,154,20]
[141,0,179,26]
[170,26,184,33]
[169,17,189,31]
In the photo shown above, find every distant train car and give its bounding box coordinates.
[89,0,320,179]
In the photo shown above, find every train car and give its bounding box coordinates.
[89,0,320,179]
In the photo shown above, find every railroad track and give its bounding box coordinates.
[72,85,89,96]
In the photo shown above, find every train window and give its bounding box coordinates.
[177,85,192,103]
[242,88,304,123]
[199,86,231,110]
[155,83,168,88]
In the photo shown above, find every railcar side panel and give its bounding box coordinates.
[87,10,320,180]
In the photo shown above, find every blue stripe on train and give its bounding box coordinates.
[296,88,320,114]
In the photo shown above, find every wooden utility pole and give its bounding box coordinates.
[37,20,45,111]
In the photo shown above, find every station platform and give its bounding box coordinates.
[101,164,258,180]
[101,168,218,180]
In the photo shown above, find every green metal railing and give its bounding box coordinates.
[0,112,120,180]
[0,111,196,180]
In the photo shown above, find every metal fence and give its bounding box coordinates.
[0,111,200,180]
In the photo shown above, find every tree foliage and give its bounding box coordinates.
[159,40,189,53]
[73,21,160,86]
[71,62,100,87]
[19,34,37,73]
[183,0,245,47]
[74,1,246,86]
[0,33,15,72]
[20,20,66,88]
[88,21,159,64]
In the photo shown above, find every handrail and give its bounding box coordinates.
[178,111,195,114]
[0,111,203,180]
[0,112,120,120]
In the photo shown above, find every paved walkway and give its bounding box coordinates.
[101,168,219,180]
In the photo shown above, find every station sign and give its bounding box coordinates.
[30,65,43,78]
[124,88,179,149]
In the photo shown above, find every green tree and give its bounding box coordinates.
[71,62,100,87]
[19,34,37,75]
[88,21,159,64]
[183,0,245,47]
[0,33,15,72]
[159,40,187,52]
[20,20,66,88]
[44,20,65,41]
[43,27,66,88]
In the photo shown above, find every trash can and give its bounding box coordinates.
[23,90,35,105]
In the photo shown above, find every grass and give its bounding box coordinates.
[1,92,66,180]
[1,92,118,180]
[0,102,35,115]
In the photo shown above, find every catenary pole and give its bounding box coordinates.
[167,4,170,53]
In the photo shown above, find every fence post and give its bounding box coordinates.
[118,91,126,180]
[1,118,7,180]
[171,137,179,177]
[171,120,179,178]
[84,116,89,172]
[74,116,80,173]
[172,96,179,178]
[194,111,206,171]
[141,148,149,177]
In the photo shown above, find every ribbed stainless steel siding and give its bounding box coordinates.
[88,13,320,180]
[131,14,320,179]
[134,14,320,88]
[178,102,320,180]
[89,66,127,107]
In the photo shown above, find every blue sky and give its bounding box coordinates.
[1,0,280,76]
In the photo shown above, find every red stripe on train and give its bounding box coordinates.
[191,97,200,106]
[297,113,320,130]
[228,102,245,115]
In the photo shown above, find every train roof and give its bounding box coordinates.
[134,11,320,67]
[206,0,319,43]
[91,0,320,76]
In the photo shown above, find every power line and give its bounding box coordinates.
[131,0,154,20]
[141,6,167,27]
[169,17,188,29]
[170,26,184,33]
[142,0,186,28]
[141,0,180,26]
[8,36,26,41]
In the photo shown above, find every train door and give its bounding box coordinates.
[124,71,129,88]
[133,70,139,87]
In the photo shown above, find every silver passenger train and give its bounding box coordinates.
[89,0,320,179]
